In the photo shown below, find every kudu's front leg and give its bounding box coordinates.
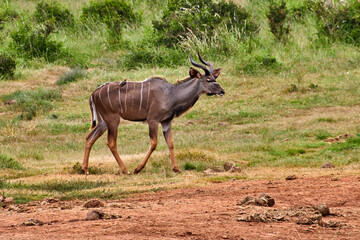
[161,121,181,173]
[134,121,158,174]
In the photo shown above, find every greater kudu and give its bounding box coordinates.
[82,54,225,175]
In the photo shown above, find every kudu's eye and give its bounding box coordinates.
[206,78,211,82]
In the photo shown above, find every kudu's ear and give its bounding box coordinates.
[189,67,201,79]
[212,68,222,79]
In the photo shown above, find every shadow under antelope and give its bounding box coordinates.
[82,53,225,175]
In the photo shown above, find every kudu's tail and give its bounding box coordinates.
[89,95,97,129]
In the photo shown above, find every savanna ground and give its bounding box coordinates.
[1,174,360,239]
[1,0,360,239]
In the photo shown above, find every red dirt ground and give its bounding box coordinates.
[1,175,360,239]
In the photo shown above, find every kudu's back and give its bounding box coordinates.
[91,77,172,123]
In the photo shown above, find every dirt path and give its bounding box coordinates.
[1,175,360,239]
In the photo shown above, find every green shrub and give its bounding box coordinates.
[267,0,290,41]
[10,22,63,61]
[153,0,258,47]
[236,54,281,74]
[0,54,16,79]
[183,162,207,171]
[313,0,360,46]
[0,154,22,170]
[119,45,186,69]
[81,0,139,40]
[0,4,19,29]
[314,130,332,140]
[34,0,74,28]
[1,88,62,120]
[56,68,87,85]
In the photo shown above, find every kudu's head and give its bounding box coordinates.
[189,53,225,96]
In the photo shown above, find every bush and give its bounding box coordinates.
[81,0,139,40]
[0,154,22,170]
[267,0,290,42]
[10,22,63,61]
[0,4,19,29]
[312,0,360,46]
[236,54,281,74]
[0,54,16,79]
[153,0,258,47]
[1,88,62,120]
[119,45,186,69]
[56,68,87,85]
[34,0,74,28]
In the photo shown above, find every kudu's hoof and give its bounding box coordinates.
[80,169,89,175]
[133,168,141,174]
[173,168,182,173]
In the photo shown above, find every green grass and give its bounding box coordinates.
[0,0,360,203]
[0,153,22,169]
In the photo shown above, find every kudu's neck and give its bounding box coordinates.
[173,78,204,103]
[169,79,205,118]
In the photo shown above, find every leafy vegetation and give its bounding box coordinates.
[1,88,62,120]
[81,0,139,41]
[267,0,290,41]
[153,0,258,47]
[0,53,15,79]
[312,0,360,45]
[34,0,74,28]
[56,68,87,85]
[0,153,22,169]
[10,21,64,61]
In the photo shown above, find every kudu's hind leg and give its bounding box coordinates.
[161,121,181,173]
[134,121,158,174]
[82,122,107,175]
[106,120,130,175]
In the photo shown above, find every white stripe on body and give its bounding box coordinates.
[139,82,144,111]
[107,84,114,111]
[98,85,105,108]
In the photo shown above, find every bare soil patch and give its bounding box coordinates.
[1,175,359,239]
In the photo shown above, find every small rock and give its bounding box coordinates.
[6,205,29,213]
[84,199,104,208]
[103,212,122,220]
[212,167,225,172]
[318,220,342,228]
[86,210,103,221]
[21,219,44,226]
[296,216,314,225]
[238,194,274,207]
[203,168,215,175]
[257,193,275,207]
[224,162,235,171]
[42,198,59,205]
[59,202,73,210]
[237,196,255,206]
[321,162,335,168]
[285,175,297,180]
[315,203,330,216]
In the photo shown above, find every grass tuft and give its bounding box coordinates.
[56,68,87,85]
[0,153,22,169]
